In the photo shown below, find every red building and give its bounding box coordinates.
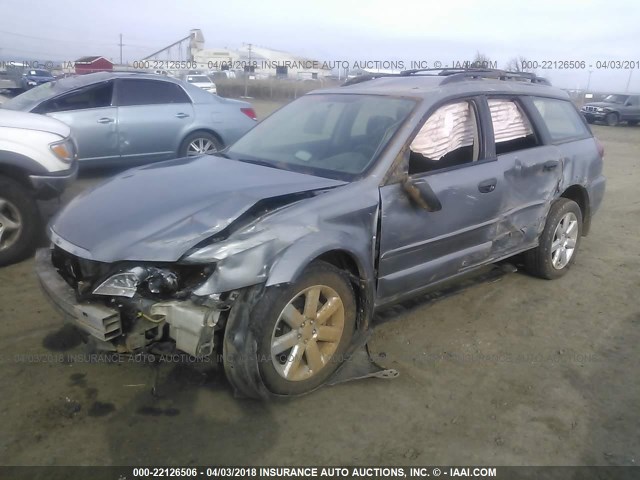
[74,56,113,74]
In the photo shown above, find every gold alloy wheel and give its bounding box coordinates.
[270,285,345,382]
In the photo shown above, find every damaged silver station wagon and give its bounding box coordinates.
[36,69,606,398]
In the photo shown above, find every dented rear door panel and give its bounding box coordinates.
[496,144,564,252]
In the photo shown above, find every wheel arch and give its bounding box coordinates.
[267,242,375,332]
[560,184,591,235]
[0,163,32,190]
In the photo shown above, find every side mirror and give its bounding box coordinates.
[401,174,442,212]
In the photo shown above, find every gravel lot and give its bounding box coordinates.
[0,106,638,466]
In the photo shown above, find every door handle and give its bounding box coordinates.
[97,117,114,124]
[478,178,497,193]
[543,160,560,171]
[175,113,190,119]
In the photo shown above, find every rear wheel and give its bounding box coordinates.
[524,198,582,279]
[628,120,638,126]
[178,132,222,157]
[0,176,40,266]
[224,261,356,396]
[605,112,619,126]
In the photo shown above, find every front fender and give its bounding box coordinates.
[191,227,375,297]
[266,230,373,287]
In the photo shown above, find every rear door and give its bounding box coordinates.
[114,78,194,162]
[485,97,564,249]
[377,97,508,305]
[38,81,119,162]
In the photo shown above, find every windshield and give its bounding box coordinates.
[2,81,60,110]
[226,94,416,180]
[187,75,211,83]
[603,94,629,104]
[28,69,53,77]
[3,75,100,111]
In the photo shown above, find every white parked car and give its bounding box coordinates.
[185,75,217,94]
[0,110,77,265]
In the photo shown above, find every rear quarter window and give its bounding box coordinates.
[531,97,590,143]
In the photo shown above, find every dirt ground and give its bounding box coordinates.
[0,99,638,467]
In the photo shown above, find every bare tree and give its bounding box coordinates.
[470,51,492,68]
[505,56,536,73]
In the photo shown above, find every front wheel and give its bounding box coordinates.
[0,176,40,266]
[223,261,356,397]
[605,112,619,126]
[524,198,582,279]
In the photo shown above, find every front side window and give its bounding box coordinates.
[117,79,191,106]
[488,99,539,154]
[532,97,590,143]
[38,82,113,113]
[603,94,629,104]
[227,94,416,179]
[408,100,479,175]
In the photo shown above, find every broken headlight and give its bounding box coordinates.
[93,267,178,298]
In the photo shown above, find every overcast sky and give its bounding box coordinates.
[1,0,639,91]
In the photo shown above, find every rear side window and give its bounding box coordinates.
[117,79,191,106]
[488,99,539,154]
[531,98,590,142]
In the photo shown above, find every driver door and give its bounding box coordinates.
[377,97,507,305]
[38,81,119,163]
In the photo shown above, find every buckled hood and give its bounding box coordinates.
[49,155,345,263]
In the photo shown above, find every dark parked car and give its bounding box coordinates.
[36,69,605,398]
[20,69,55,90]
[3,72,257,165]
[580,93,640,126]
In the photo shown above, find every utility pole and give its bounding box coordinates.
[586,70,592,91]
[243,43,252,98]
[625,70,633,93]
[119,34,123,65]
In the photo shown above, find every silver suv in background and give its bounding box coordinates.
[0,110,77,265]
[36,69,605,398]
[2,72,256,165]
[581,93,640,126]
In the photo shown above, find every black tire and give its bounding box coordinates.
[605,112,619,126]
[524,198,582,280]
[224,261,356,396]
[628,120,638,126]
[178,131,222,157]
[0,176,40,266]
[585,117,595,124]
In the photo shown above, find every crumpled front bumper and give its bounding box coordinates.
[35,248,122,342]
[35,248,227,356]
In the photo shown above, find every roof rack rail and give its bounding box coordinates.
[341,73,399,86]
[341,67,551,87]
[436,69,551,86]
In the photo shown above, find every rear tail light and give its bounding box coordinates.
[240,107,257,121]
[595,137,605,158]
